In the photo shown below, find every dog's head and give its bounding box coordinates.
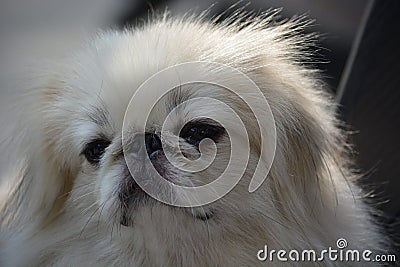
[2,14,352,264]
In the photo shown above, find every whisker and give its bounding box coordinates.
[79,203,101,237]
[72,189,100,202]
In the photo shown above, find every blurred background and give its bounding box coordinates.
[1,0,399,250]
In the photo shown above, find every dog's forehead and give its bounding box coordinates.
[71,29,240,134]
[97,82,228,133]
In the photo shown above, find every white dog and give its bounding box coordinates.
[0,12,387,266]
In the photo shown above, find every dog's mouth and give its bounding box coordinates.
[117,173,150,226]
[117,158,215,227]
[117,175,214,227]
[117,192,215,227]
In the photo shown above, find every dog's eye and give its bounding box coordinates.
[83,139,110,164]
[180,121,224,146]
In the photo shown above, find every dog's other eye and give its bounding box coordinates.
[180,121,224,146]
[83,139,110,164]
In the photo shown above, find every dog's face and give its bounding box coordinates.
[49,59,268,227]
[78,82,257,226]
[38,20,290,250]
[27,18,343,263]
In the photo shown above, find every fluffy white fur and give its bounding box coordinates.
[0,12,386,266]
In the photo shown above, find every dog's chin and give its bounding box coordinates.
[109,181,214,228]
[118,185,152,227]
[117,201,215,228]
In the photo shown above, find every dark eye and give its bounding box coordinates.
[180,121,224,146]
[82,139,110,164]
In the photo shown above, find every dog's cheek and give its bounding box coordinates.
[97,165,122,204]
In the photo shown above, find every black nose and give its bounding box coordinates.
[145,133,162,157]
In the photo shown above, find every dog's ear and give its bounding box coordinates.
[213,14,346,199]
[228,16,350,209]
[264,73,349,217]
[0,74,74,230]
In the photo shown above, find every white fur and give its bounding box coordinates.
[0,12,386,266]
